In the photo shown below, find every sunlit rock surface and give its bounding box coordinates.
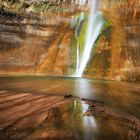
[83,1,140,81]
[0,11,72,75]
[0,0,139,81]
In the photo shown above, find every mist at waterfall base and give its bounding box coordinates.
[75,0,104,77]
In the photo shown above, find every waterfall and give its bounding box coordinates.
[75,0,103,77]
[75,12,85,75]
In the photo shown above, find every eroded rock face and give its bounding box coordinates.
[84,1,140,81]
[0,1,139,81]
[0,1,86,75]
[0,12,73,75]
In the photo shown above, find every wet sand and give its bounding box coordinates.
[0,91,74,140]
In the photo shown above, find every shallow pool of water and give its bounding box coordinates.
[0,76,139,140]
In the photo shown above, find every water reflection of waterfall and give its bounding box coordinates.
[74,79,97,140]
[73,99,97,140]
[76,0,104,77]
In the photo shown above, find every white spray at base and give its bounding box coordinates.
[75,0,104,77]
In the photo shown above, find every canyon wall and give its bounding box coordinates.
[0,13,72,75]
[0,1,83,75]
[0,0,139,81]
[81,0,140,81]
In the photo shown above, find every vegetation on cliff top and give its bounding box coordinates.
[0,0,79,14]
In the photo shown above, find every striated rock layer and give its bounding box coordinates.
[0,1,140,81]
[0,11,74,75]
[84,1,140,81]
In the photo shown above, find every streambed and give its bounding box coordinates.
[0,76,139,140]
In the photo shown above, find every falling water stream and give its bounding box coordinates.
[70,1,105,137]
[76,0,104,77]
[75,12,85,74]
